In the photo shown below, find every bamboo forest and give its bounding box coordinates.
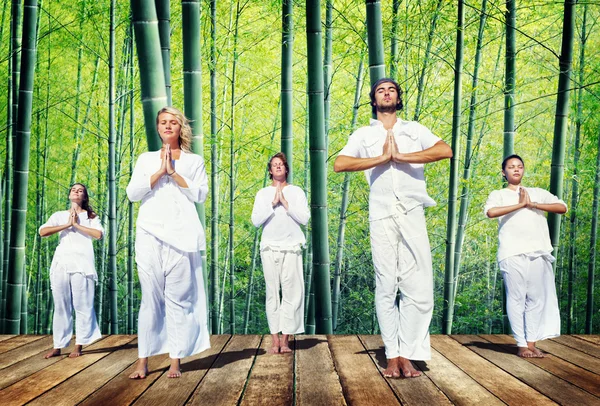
[0,0,598,339]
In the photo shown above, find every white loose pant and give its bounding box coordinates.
[370,201,433,360]
[260,246,304,335]
[135,231,210,358]
[500,254,560,347]
[50,270,101,349]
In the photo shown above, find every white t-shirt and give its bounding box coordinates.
[126,150,208,252]
[251,184,310,249]
[338,118,441,221]
[484,187,568,262]
[40,211,104,280]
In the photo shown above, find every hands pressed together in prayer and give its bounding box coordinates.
[271,183,289,210]
[160,144,176,177]
[518,187,539,210]
[382,129,406,164]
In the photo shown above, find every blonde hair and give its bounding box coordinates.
[156,106,193,152]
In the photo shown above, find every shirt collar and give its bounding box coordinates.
[369,118,416,139]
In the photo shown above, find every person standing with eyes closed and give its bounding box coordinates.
[251,152,310,354]
[127,106,210,379]
[334,78,452,378]
[485,154,566,358]
[40,183,103,359]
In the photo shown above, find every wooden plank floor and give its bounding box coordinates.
[0,334,598,405]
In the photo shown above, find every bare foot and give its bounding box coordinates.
[398,357,422,378]
[280,334,292,353]
[518,347,535,358]
[268,333,280,354]
[383,357,401,378]
[129,358,149,379]
[528,343,544,358]
[69,345,83,358]
[167,358,182,378]
[44,348,61,359]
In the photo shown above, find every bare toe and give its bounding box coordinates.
[44,349,61,359]
[167,368,182,378]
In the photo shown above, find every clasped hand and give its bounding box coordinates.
[518,187,536,209]
[382,130,404,163]
[271,184,289,209]
[160,144,176,176]
[65,209,79,228]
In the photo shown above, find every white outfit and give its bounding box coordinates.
[40,211,103,348]
[251,184,310,334]
[339,118,441,360]
[126,150,210,358]
[485,187,566,347]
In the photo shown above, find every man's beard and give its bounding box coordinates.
[376,103,397,114]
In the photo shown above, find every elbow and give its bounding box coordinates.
[444,145,453,159]
[333,157,345,173]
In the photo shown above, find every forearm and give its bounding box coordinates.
[169,171,189,188]
[535,202,567,214]
[393,140,453,164]
[486,203,525,218]
[73,224,103,239]
[334,154,388,172]
[150,170,165,189]
[39,224,70,237]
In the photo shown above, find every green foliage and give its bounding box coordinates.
[0,1,599,334]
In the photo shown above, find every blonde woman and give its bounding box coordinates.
[127,107,210,378]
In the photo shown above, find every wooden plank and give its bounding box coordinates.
[360,335,451,406]
[133,335,231,406]
[294,335,346,406]
[551,335,600,359]
[419,347,504,406]
[328,335,399,405]
[79,352,173,406]
[0,335,53,369]
[452,335,598,405]
[240,335,294,406]
[0,335,16,343]
[186,335,262,405]
[574,335,600,346]
[0,335,45,354]
[431,335,554,405]
[484,334,600,398]
[0,340,77,390]
[534,338,600,375]
[28,338,140,406]
[0,335,135,406]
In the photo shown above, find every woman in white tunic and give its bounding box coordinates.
[251,152,310,353]
[127,106,210,378]
[484,154,566,358]
[40,183,103,359]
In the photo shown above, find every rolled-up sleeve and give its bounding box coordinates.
[538,188,568,212]
[179,156,209,203]
[90,216,105,239]
[484,190,501,217]
[126,155,152,202]
[39,212,60,236]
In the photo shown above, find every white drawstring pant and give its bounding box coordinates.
[370,201,433,360]
[260,246,304,335]
[51,270,101,349]
[135,231,210,358]
[500,253,560,347]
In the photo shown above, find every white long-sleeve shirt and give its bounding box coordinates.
[484,187,568,262]
[251,184,310,249]
[40,211,104,280]
[126,150,208,252]
[338,118,441,221]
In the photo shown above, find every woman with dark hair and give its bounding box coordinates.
[485,154,566,358]
[40,183,103,359]
[251,152,310,354]
[127,106,209,378]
